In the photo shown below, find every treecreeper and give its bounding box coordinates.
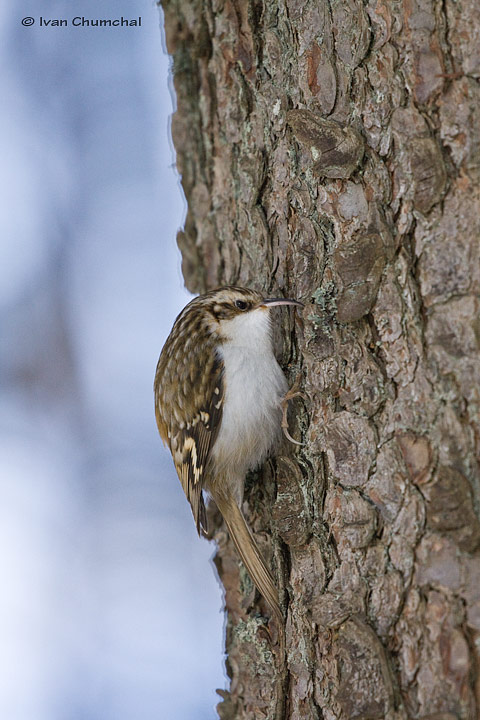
[154,286,303,657]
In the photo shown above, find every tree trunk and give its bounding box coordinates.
[161,0,480,717]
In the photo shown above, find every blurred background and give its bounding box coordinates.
[0,1,225,718]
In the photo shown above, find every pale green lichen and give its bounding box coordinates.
[234,617,275,667]
[312,282,336,310]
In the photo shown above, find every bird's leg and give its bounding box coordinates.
[281,374,306,446]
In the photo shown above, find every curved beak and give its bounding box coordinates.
[262,297,304,308]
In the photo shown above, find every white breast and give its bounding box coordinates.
[211,308,288,503]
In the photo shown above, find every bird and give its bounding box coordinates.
[154,286,303,642]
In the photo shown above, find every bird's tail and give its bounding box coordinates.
[215,492,284,635]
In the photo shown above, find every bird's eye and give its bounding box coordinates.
[235,299,248,310]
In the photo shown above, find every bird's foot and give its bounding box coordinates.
[281,375,306,446]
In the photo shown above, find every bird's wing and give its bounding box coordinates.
[155,347,224,534]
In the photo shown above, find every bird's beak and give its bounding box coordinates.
[262,297,304,308]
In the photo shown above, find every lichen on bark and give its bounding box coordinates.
[161,0,480,717]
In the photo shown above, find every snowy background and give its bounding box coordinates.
[0,1,225,718]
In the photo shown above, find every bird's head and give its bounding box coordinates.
[195,286,303,346]
[169,286,302,352]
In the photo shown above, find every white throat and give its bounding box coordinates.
[212,308,288,502]
[218,307,273,351]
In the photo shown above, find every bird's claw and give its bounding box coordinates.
[281,375,306,446]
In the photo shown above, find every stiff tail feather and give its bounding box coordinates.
[215,493,284,633]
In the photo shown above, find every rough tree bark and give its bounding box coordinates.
[161,0,480,717]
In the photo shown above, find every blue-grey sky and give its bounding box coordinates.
[0,2,225,718]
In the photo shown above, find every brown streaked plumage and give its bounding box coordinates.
[154,286,303,652]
